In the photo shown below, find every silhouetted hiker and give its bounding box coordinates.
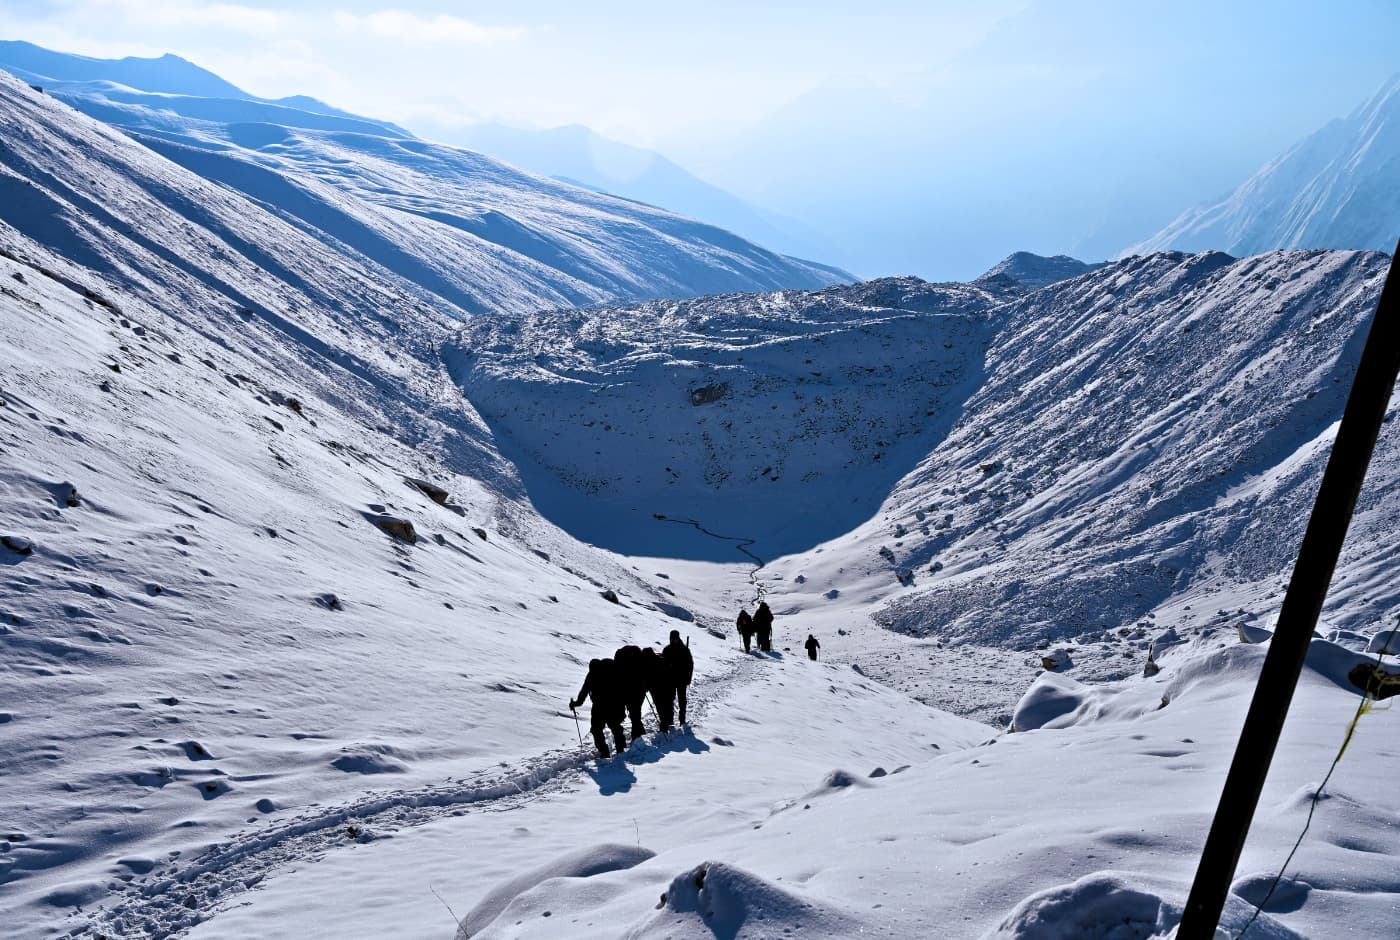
[569,658,627,758]
[736,609,755,652]
[614,644,648,740]
[641,647,676,732]
[753,601,774,652]
[805,634,820,661]
[663,630,694,726]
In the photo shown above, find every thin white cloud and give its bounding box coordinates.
[80,0,290,36]
[332,9,525,45]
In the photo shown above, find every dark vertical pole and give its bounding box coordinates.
[1178,243,1400,939]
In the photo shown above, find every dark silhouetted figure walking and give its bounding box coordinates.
[614,644,647,740]
[805,634,820,661]
[736,609,755,652]
[663,630,694,726]
[569,658,626,758]
[753,601,774,653]
[641,647,676,732]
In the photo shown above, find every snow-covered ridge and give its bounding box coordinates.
[1128,74,1400,257]
[446,276,1016,560]
[0,58,847,315]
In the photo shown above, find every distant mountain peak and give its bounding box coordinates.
[974,251,1105,291]
[1126,73,1400,258]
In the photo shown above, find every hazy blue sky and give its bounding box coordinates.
[3,1,1398,277]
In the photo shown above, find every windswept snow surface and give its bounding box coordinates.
[1128,75,1400,258]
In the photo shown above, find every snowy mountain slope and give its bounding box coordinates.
[0,45,848,307]
[1128,75,1400,257]
[774,249,1399,719]
[419,120,848,271]
[445,276,1017,561]
[449,248,1398,725]
[0,70,758,935]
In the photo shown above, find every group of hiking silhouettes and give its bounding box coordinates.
[568,606,823,759]
[569,629,694,758]
[736,600,821,661]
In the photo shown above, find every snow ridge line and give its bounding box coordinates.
[77,652,764,939]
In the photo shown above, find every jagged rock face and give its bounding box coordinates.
[446,278,1009,560]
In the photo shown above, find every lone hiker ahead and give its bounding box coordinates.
[569,658,627,758]
[805,634,820,661]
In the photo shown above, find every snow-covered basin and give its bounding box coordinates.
[187,638,1400,939]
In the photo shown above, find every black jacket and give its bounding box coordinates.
[663,639,694,686]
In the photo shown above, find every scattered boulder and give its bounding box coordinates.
[601,589,620,604]
[180,740,214,761]
[472,527,488,541]
[1238,623,1274,644]
[1,535,33,556]
[368,513,417,543]
[405,477,450,505]
[688,382,729,405]
[314,593,343,611]
[1040,648,1073,671]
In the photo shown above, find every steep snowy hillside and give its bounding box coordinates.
[0,46,848,307]
[446,276,1016,560]
[0,81,748,938]
[1129,76,1400,257]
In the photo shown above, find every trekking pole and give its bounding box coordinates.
[570,706,585,752]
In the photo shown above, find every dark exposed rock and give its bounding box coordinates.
[405,477,450,505]
[368,513,417,543]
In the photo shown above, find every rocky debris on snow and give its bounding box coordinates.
[1,534,33,555]
[404,477,450,505]
[645,860,858,938]
[1366,629,1399,656]
[180,740,214,761]
[600,589,620,604]
[313,593,343,611]
[689,382,729,405]
[1040,648,1073,671]
[367,513,417,543]
[1238,623,1274,644]
[472,527,488,540]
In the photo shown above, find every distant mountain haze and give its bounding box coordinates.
[1127,74,1400,257]
[412,118,846,269]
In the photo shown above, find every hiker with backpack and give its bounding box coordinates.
[640,647,676,732]
[569,658,627,758]
[736,608,755,652]
[613,644,648,741]
[663,630,694,726]
[805,634,821,661]
[753,600,774,652]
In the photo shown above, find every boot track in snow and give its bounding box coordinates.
[72,653,767,940]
